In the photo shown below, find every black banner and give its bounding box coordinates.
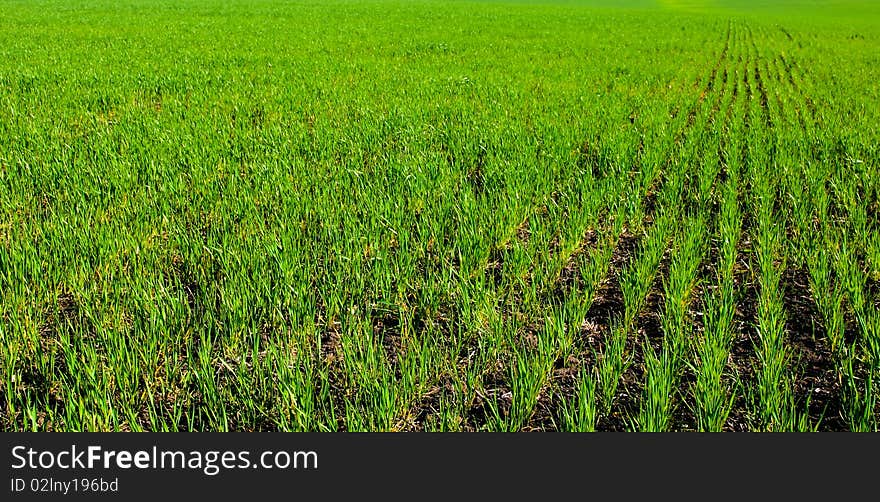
[2,433,875,500]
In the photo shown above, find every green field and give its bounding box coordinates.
[1,0,878,431]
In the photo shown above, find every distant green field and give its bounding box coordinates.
[1,0,878,431]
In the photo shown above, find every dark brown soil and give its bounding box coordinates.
[374,310,403,369]
[465,356,512,431]
[781,267,847,431]
[725,250,760,431]
[544,228,600,305]
[601,243,674,432]
[583,230,641,326]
